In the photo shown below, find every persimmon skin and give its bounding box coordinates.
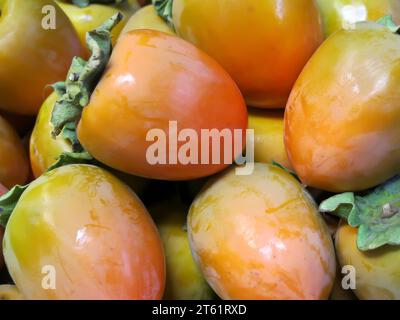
[316,0,400,37]
[0,0,85,115]
[284,23,400,192]
[151,200,213,300]
[3,165,165,300]
[188,163,336,300]
[56,0,141,48]
[172,0,323,108]
[248,109,291,169]
[78,30,247,180]
[336,222,400,300]
[121,5,175,35]
[0,116,29,189]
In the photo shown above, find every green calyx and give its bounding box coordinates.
[377,15,400,34]
[51,12,123,141]
[0,14,123,228]
[71,0,127,7]
[320,176,400,251]
[152,0,174,29]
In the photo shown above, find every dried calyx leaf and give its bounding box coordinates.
[320,176,400,251]
[0,14,123,228]
[377,15,400,34]
[51,12,123,141]
[152,0,174,29]
[71,0,127,7]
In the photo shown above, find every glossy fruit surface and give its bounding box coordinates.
[122,4,174,35]
[0,0,85,115]
[172,0,323,108]
[77,29,247,180]
[151,200,213,300]
[0,116,29,189]
[284,22,400,192]
[3,164,165,299]
[248,108,291,169]
[336,221,400,300]
[316,0,400,37]
[188,163,336,299]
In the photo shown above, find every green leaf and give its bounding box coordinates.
[272,161,300,182]
[320,176,400,251]
[47,152,94,172]
[152,0,174,29]
[0,185,29,227]
[51,12,123,143]
[72,0,127,7]
[377,15,400,33]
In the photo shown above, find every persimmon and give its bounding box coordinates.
[248,108,291,169]
[0,0,85,115]
[72,29,247,180]
[56,0,141,47]
[165,0,323,108]
[2,164,165,299]
[188,163,336,300]
[150,198,213,300]
[285,21,400,192]
[336,222,400,299]
[121,4,174,35]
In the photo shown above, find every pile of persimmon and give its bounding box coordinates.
[1,0,400,301]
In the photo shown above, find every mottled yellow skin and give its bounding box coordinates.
[335,222,400,300]
[0,0,85,115]
[30,93,71,178]
[188,163,336,300]
[56,0,140,47]
[152,201,213,300]
[0,116,29,189]
[248,108,291,169]
[316,0,400,37]
[0,285,24,300]
[122,5,175,35]
[3,165,165,300]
